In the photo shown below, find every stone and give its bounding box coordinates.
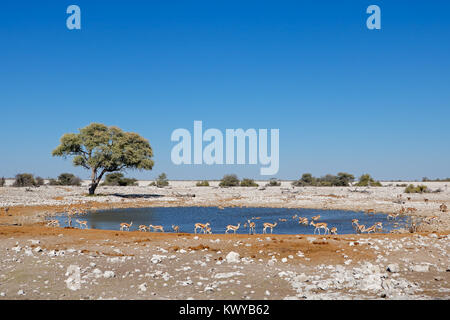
[409,264,429,272]
[138,283,147,292]
[226,251,240,263]
[103,271,115,278]
[387,263,400,273]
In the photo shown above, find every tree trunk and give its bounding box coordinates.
[88,182,98,195]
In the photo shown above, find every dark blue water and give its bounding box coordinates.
[50,207,410,235]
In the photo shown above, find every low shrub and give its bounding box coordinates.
[292,172,354,187]
[0,177,5,187]
[355,174,382,187]
[196,180,210,187]
[35,176,45,186]
[49,173,82,186]
[102,173,137,186]
[155,173,169,187]
[13,173,36,187]
[266,178,281,187]
[219,174,240,187]
[240,178,258,187]
[404,184,429,194]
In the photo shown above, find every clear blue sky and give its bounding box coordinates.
[1,1,449,181]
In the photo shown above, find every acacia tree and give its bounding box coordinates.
[52,123,154,195]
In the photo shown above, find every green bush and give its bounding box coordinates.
[240,178,258,187]
[355,174,382,187]
[405,184,428,194]
[13,173,36,187]
[196,180,210,187]
[102,173,137,186]
[0,177,5,187]
[219,174,240,187]
[266,178,281,187]
[35,176,45,186]
[155,173,169,187]
[49,173,82,186]
[292,172,354,187]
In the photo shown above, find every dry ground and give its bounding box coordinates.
[0,182,449,300]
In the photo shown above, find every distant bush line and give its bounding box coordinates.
[291,173,382,187]
[422,177,450,182]
[218,175,259,187]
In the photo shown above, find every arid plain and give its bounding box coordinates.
[0,181,449,299]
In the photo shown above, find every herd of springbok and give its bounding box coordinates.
[39,199,448,234]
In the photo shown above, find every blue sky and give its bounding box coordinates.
[1,1,449,181]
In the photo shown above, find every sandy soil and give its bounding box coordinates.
[0,182,449,300]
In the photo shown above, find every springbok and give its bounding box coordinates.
[387,213,399,220]
[352,220,365,234]
[374,222,383,232]
[362,224,377,233]
[47,220,60,227]
[225,223,240,234]
[262,222,277,234]
[172,225,180,233]
[204,226,212,234]
[138,225,149,232]
[149,224,164,232]
[120,221,132,231]
[311,215,320,221]
[330,227,338,235]
[76,219,88,229]
[247,220,256,235]
[351,219,359,231]
[440,203,448,212]
[194,222,210,234]
[299,217,308,225]
[310,221,329,235]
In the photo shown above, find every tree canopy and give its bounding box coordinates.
[52,123,153,194]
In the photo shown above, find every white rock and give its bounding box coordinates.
[409,264,429,272]
[226,251,240,263]
[386,264,400,273]
[214,272,244,279]
[138,283,147,292]
[103,271,115,278]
